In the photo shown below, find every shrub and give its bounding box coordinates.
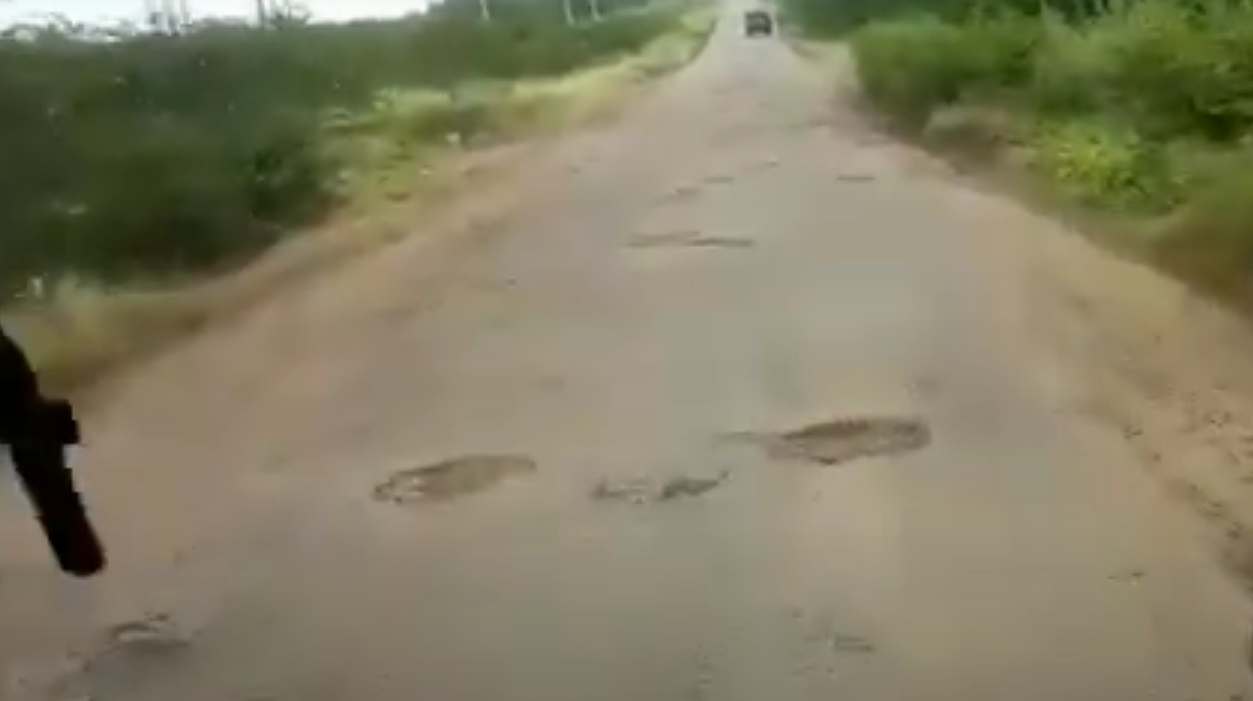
[1025,116,1177,210]
[0,0,683,296]
[851,12,1038,125]
[808,0,1253,299]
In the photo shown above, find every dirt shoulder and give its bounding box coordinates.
[1027,219,1253,588]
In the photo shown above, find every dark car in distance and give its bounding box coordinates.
[744,9,773,37]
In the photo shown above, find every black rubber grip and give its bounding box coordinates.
[11,440,106,577]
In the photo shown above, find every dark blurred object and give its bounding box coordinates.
[0,323,105,577]
[744,9,774,37]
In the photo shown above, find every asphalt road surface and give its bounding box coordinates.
[4,2,1253,700]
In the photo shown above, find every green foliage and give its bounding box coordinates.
[850,11,1038,125]
[1026,117,1178,210]
[0,0,680,294]
[780,0,1090,37]
[789,0,1253,293]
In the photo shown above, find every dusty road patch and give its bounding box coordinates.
[372,454,536,505]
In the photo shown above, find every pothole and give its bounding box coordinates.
[591,470,730,505]
[655,184,702,203]
[835,172,876,183]
[702,172,738,186]
[629,230,700,249]
[686,236,755,249]
[830,633,878,654]
[77,613,192,678]
[628,231,754,250]
[372,454,536,505]
[102,613,189,654]
[724,416,930,466]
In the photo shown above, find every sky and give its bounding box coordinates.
[0,0,430,25]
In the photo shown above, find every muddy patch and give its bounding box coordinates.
[591,470,730,505]
[628,230,755,250]
[725,416,930,466]
[373,454,536,505]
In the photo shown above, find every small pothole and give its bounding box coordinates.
[685,236,755,249]
[835,173,876,183]
[724,416,930,466]
[373,454,536,505]
[104,613,188,653]
[830,634,878,654]
[79,612,192,677]
[701,172,738,186]
[591,470,730,505]
[629,230,700,249]
[628,231,754,250]
[655,184,702,203]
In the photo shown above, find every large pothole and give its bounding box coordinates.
[725,416,930,466]
[373,454,536,506]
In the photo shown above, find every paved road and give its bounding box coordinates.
[5,2,1253,699]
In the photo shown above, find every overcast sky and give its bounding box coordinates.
[0,0,429,25]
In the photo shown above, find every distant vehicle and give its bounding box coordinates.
[744,9,774,37]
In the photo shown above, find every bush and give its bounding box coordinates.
[851,12,1038,125]
[0,0,683,296]
[826,0,1253,295]
[1025,117,1177,210]
[1028,15,1113,113]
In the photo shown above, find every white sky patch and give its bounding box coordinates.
[0,0,430,25]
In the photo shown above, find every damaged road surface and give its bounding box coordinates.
[3,1,1253,700]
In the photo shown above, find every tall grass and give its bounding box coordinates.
[0,0,677,296]
[784,0,1253,297]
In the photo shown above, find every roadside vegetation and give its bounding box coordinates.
[781,0,1253,303]
[0,0,713,392]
